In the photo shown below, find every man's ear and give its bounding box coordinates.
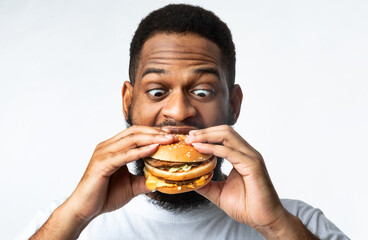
[229,84,243,125]
[122,81,133,121]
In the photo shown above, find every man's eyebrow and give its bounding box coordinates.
[193,67,220,78]
[142,68,166,78]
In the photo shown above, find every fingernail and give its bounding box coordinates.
[161,128,171,133]
[189,130,198,136]
[164,134,174,139]
[191,143,203,147]
[185,135,194,142]
[148,143,159,148]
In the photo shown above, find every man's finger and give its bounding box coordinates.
[95,143,160,176]
[101,133,177,153]
[98,126,168,149]
[191,143,261,177]
[131,175,150,196]
[186,125,258,157]
[196,181,224,207]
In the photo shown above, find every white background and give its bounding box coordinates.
[1,0,367,239]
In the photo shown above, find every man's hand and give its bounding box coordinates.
[185,125,319,240]
[30,126,177,240]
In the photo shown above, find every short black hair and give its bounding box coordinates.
[129,4,236,89]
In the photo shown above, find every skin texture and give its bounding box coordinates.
[30,33,318,240]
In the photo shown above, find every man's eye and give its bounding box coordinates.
[147,89,166,97]
[192,89,213,98]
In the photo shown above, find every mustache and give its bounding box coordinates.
[155,119,205,129]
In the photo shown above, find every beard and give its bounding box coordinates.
[126,103,232,213]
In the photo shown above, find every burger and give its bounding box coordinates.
[143,134,216,194]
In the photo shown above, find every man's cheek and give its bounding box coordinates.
[135,106,160,125]
[203,107,229,125]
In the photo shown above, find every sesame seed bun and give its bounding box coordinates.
[150,134,213,162]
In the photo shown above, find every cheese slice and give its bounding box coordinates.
[145,168,177,190]
[195,175,206,186]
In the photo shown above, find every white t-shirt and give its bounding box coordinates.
[16,195,349,240]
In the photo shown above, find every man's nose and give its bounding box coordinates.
[161,91,196,122]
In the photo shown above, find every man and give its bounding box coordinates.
[18,4,348,240]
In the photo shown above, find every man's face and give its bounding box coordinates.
[123,33,234,211]
[127,33,231,128]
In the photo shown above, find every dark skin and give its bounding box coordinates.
[30,33,318,240]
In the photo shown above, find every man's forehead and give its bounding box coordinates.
[139,33,223,65]
[134,33,226,84]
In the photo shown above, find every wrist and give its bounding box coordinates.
[256,210,319,240]
[51,203,91,239]
[30,201,93,240]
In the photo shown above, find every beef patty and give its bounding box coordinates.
[144,158,209,168]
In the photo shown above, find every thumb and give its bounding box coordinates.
[131,175,150,196]
[196,181,225,207]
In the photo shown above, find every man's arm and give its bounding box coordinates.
[29,126,177,239]
[255,211,319,240]
[186,125,320,240]
[29,200,90,240]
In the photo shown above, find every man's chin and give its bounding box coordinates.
[134,158,224,213]
[145,189,211,213]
